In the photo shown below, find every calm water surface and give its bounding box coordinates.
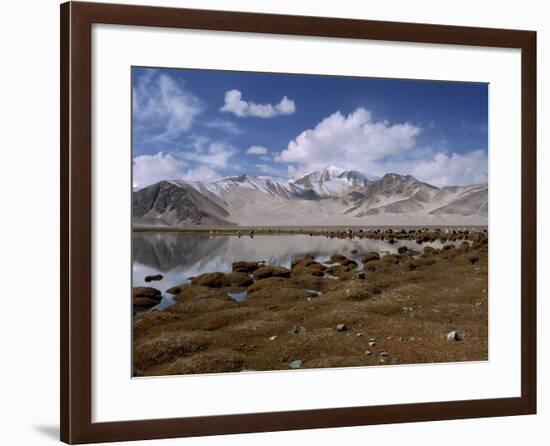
[133,232,455,310]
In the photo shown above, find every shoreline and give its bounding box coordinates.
[133,225,489,235]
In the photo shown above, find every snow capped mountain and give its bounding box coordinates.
[294,165,374,197]
[133,166,488,227]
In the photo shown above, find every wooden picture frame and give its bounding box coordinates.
[60,1,536,443]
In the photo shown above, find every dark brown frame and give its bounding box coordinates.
[60,1,537,443]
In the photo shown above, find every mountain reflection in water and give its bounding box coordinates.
[132,232,453,310]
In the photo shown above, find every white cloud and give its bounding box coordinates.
[133,152,186,187]
[133,72,203,141]
[182,166,221,182]
[277,108,421,169]
[180,141,237,169]
[203,119,242,134]
[275,107,486,187]
[382,150,488,187]
[220,89,296,118]
[246,145,269,155]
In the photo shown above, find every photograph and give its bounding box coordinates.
[131,67,489,377]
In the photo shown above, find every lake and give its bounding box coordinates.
[133,231,457,311]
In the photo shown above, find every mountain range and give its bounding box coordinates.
[133,165,488,227]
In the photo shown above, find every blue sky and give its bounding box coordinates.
[132,66,488,188]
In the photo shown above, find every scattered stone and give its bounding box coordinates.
[288,359,302,369]
[269,336,278,341]
[357,272,366,280]
[254,266,291,279]
[132,287,162,300]
[397,246,408,254]
[380,351,389,358]
[368,341,376,347]
[365,350,372,356]
[336,324,347,332]
[232,261,259,273]
[447,331,461,342]
[356,333,363,337]
[190,272,231,288]
[144,274,163,282]
[290,325,307,334]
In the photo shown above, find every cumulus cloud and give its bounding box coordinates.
[275,107,486,187]
[133,71,203,141]
[220,89,296,118]
[246,145,269,155]
[182,166,221,182]
[381,150,488,187]
[133,152,186,187]
[277,108,421,169]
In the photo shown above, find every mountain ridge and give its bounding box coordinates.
[133,166,488,227]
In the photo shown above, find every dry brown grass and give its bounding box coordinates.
[133,232,488,376]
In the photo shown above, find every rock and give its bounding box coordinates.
[289,325,307,334]
[166,284,228,301]
[288,359,302,369]
[365,350,372,356]
[382,254,400,264]
[232,261,259,273]
[325,264,354,277]
[227,272,254,287]
[423,246,435,255]
[397,246,408,254]
[356,333,363,337]
[269,336,278,341]
[144,274,163,282]
[340,258,358,269]
[380,351,389,358]
[330,254,348,263]
[357,272,366,280]
[368,341,376,347]
[132,287,161,300]
[404,257,436,270]
[190,272,231,288]
[132,297,160,308]
[447,331,461,342]
[336,324,347,332]
[362,252,380,263]
[253,266,291,279]
[442,244,455,251]
[363,259,385,272]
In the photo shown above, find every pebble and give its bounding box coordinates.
[336,324,347,332]
[447,331,461,342]
[290,325,307,334]
[368,341,376,347]
[380,351,389,358]
[356,333,363,337]
[269,336,278,341]
[365,350,372,356]
[288,359,303,369]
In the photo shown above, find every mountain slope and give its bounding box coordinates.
[133,180,233,227]
[132,167,488,227]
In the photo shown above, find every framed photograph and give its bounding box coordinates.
[61,1,537,443]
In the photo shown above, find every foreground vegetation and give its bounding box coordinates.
[132,228,488,376]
